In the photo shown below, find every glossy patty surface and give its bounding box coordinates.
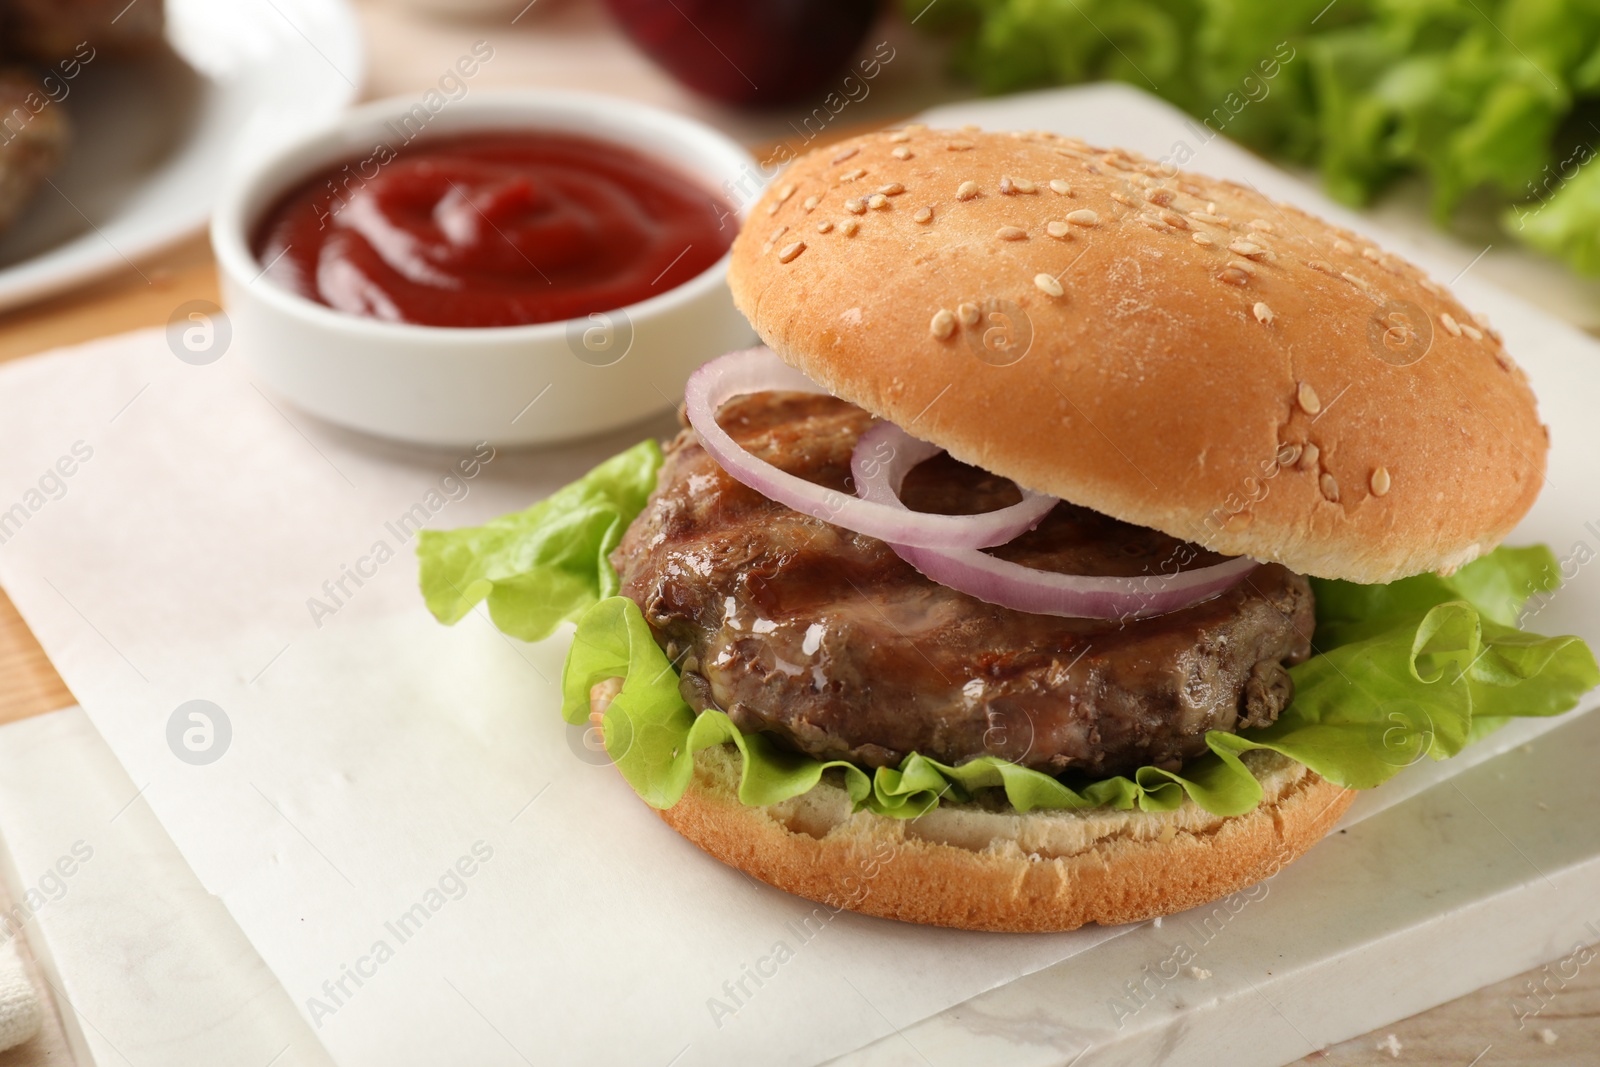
[612,392,1314,777]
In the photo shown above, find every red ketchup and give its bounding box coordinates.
[253,132,736,328]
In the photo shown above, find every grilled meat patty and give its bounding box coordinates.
[0,68,69,237]
[612,391,1315,778]
[1,0,166,62]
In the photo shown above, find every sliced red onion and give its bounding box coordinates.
[851,420,1260,620]
[684,347,1057,550]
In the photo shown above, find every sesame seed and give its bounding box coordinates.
[816,221,833,233]
[1219,267,1251,287]
[1145,188,1175,206]
[1159,210,1189,230]
[1049,179,1072,195]
[1042,220,1068,239]
[867,193,890,210]
[1277,442,1302,467]
[1334,239,1355,255]
[1299,443,1320,471]
[777,241,806,264]
[1362,247,1381,263]
[802,195,820,212]
[913,206,933,224]
[1226,259,1257,275]
[1370,466,1391,497]
[775,184,795,203]
[946,140,974,151]
[930,309,955,339]
[840,168,866,182]
[957,181,980,201]
[831,146,860,164]
[892,146,914,160]
[1192,233,1214,247]
[957,302,980,326]
[765,202,781,216]
[845,198,866,215]
[1229,239,1268,259]
[996,226,1028,241]
[1297,381,1321,415]
[1248,219,1274,233]
[888,130,912,143]
[762,225,788,252]
[1462,323,1483,341]
[1320,472,1340,502]
[1419,278,1442,295]
[1034,273,1064,297]
[1307,259,1334,273]
[961,124,982,132]
[1189,212,1223,224]
[1253,301,1274,324]
[1066,209,1099,227]
[1206,201,1218,214]
[1140,214,1169,232]
[878,182,905,196]
[839,219,858,236]
[1111,191,1135,206]
[1340,271,1371,291]
[999,176,1037,195]
[1440,312,1462,337]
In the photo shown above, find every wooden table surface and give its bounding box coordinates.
[0,2,1595,1064]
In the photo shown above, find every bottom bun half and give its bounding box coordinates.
[655,746,1354,933]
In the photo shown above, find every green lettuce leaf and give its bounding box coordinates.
[1511,156,1600,275]
[415,440,662,642]
[421,443,1599,819]
[1306,542,1558,646]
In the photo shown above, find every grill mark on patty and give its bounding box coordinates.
[612,392,1314,777]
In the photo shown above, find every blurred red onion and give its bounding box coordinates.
[603,0,883,108]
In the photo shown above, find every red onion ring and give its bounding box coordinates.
[684,348,1058,549]
[851,421,1260,620]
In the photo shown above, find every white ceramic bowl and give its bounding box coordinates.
[211,90,759,448]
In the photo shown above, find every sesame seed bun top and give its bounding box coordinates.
[727,127,1548,584]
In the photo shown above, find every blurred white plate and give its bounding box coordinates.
[0,0,363,312]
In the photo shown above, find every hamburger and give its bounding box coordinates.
[419,127,1598,932]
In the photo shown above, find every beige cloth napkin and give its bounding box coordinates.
[0,938,40,1052]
